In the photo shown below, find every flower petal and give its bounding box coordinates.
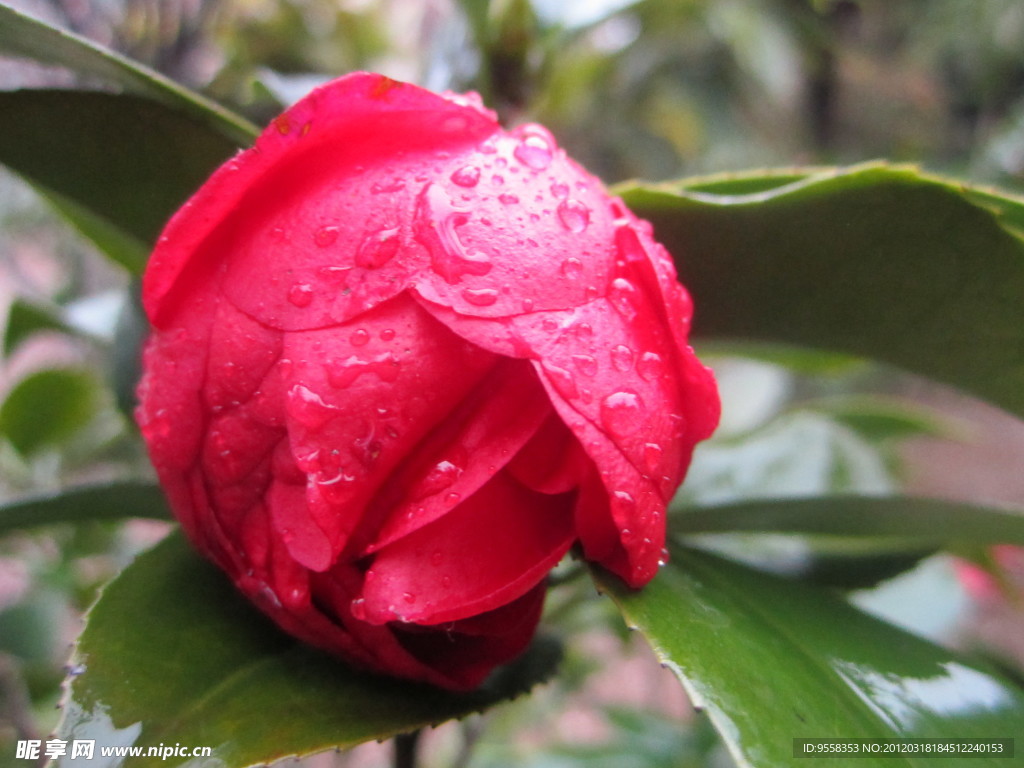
[365,358,552,553]
[360,472,574,625]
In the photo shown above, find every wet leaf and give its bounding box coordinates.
[594,545,1024,768]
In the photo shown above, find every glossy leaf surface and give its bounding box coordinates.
[0,3,257,145]
[620,164,1024,420]
[0,91,239,272]
[56,532,561,768]
[594,546,1024,768]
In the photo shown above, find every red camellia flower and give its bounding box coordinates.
[137,72,719,690]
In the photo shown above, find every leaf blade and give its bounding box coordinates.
[594,546,1024,768]
[0,3,258,146]
[0,90,240,266]
[620,164,1024,420]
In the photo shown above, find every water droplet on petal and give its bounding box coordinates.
[445,492,461,506]
[542,362,578,399]
[644,442,664,472]
[601,390,644,437]
[557,199,590,233]
[313,225,339,247]
[415,184,493,283]
[550,182,570,199]
[450,165,481,187]
[609,278,639,321]
[286,385,339,429]
[521,297,535,312]
[498,193,519,205]
[326,353,400,388]
[561,257,583,279]
[611,344,634,372]
[350,597,367,620]
[380,328,396,341]
[287,283,314,307]
[573,322,594,340]
[403,591,416,604]
[350,328,370,346]
[514,130,554,170]
[356,226,400,269]
[571,354,598,377]
[461,287,499,306]
[410,460,463,501]
[637,351,663,381]
[371,179,405,195]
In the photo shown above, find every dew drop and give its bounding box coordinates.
[356,226,400,269]
[637,351,663,381]
[611,344,634,372]
[498,193,519,205]
[403,592,416,604]
[550,181,570,200]
[560,257,583,279]
[571,354,598,377]
[445,492,461,506]
[371,179,405,194]
[450,165,481,187]
[573,322,594,340]
[514,130,554,170]
[326,352,400,388]
[601,390,644,437]
[380,328,396,341]
[285,385,339,430]
[287,283,314,308]
[350,328,370,346]
[413,460,463,499]
[542,361,578,399]
[461,287,499,306]
[643,442,664,472]
[313,226,339,248]
[521,297,535,312]
[557,199,590,233]
[415,184,493,283]
[350,597,367,621]
[608,277,639,321]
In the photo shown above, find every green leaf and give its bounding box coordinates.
[0,3,258,146]
[3,299,74,354]
[619,164,1024,420]
[673,495,1024,547]
[593,546,1024,768]
[0,90,240,271]
[0,482,170,535]
[56,532,561,768]
[0,368,97,455]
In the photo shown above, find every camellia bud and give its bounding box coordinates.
[137,72,719,690]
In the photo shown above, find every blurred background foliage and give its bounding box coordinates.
[2,1,1024,766]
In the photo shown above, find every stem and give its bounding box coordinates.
[393,731,421,768]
